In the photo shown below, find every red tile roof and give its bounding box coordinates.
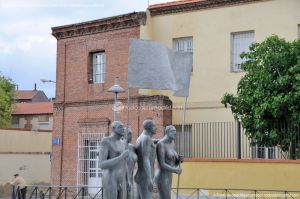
[149,0,204,9]
[12,102,53,115]
[149,0,262,16]
[15,90,39,100]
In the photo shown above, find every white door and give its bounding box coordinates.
[87,141,102,194]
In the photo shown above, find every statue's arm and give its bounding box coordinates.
[157,142,179,173]
[99,139,128,169]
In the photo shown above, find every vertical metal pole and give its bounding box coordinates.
[49,187,52,199]
[177,96,188,199]
[82,187,85,199]
[126,89,130,130]
[35,187,38,199]
[114,93,117,121]
[236,120,241,159]
[64,187,67,199]
[285,191,287,199]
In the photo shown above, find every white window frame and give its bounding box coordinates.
[92,52,106,83]
[173,37,193,53]
[231,31,254,72]
[38,122,50,130]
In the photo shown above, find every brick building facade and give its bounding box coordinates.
[51,12,172,186]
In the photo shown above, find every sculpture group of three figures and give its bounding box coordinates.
[99,120,184,199]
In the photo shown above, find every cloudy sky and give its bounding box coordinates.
[0,0,174,99]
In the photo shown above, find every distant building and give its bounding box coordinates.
[0,128,51,198]
[11,102,53,130]
[51,12,172,187]
[14,90,49,103]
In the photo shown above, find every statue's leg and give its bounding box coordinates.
[117,181,127,199]
[103,180,117,199]
[137,183,152,199]
[157,173,172,199]
[158,187,171,199]
[135,183,141,199]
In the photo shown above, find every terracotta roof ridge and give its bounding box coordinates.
[149,0,265,16]
[149,0,204,9]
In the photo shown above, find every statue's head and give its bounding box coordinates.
[165,125,176,140]
[124,127,133,143]
[143,120,157,134]
[111,121,124,136]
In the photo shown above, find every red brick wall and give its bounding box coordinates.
[51,26,172,186]
[55,27,140,103]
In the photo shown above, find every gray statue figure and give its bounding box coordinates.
[134,120,157,199]
[124,128,138,199]
[155,125,183,199]
[99,121,129,199]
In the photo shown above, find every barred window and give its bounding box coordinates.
[231,31,254,72]
[92,52,106,83]
[173,37,193,71]
[173,37,193,52]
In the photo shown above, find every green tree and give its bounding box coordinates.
[222,35,300,159]
[0,73,15,127]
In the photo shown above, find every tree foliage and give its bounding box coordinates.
[222,35,300,155]
[0,73,15,127]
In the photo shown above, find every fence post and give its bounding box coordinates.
[49,187,52,199]
[236,120,241,159]
[82,187,85,199]
[290,141,296,160]
[64,187,67,199]
[35,187,38,199]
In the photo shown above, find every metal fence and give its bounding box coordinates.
[174,121,300,160]
[171,187,300,199]
[11,185,103,199]
[8,186,300,199]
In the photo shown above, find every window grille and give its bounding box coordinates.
[77,125,105,195]
[231,31,254,72]
[173,37,193,52]
[92,52,106,83]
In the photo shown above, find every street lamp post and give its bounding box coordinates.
[108,77,125,121]
[40,78,56,83]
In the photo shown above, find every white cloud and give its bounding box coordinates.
[0,34,56,54]
[0,39,15,54]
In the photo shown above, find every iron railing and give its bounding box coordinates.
[174,121,300,160]
[12,185,103,199]
[10,186,300,199]
[171,188,300,199]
